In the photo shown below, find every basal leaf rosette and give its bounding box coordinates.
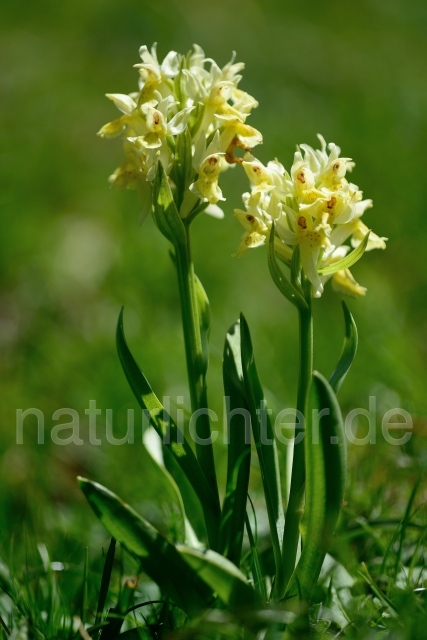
[234,135,387,298]
[98,43,262,226]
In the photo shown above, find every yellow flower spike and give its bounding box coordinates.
[235,134,386,297]
[100,43,264,230]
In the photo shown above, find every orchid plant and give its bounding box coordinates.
[79,43,386,637]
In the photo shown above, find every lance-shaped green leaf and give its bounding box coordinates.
[179,547,260,610]
[79,479,259,614]
[317,231,370,275]
[286,372,347,600]
[220,321,251,567]
[143,426,200,547]
[268,225,308,311]
[116,308,221,546]
[162,443,207,542]
[138,427,187,544]
[195,273,211,377]
[329,301,358,395]
[152,161,186,247]
[245,500,268,601]
[239,313,285,598]
[78,478,212,617]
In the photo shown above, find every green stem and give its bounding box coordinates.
[175,221,221,548]
[281,275,313,594]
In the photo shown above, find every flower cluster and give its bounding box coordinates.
[234,135,387,297]
[99,45,386,299]
[98,44,262,222]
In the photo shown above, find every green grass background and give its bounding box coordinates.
[1,0,426,551]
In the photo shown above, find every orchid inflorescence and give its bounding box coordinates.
[98,43,261,221]
[234,137,387,297]
[99,43,386,298]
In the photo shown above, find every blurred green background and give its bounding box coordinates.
[1,0,426,551]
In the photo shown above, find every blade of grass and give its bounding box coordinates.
[81,547,89,624]
[358,563,398,616]
[0,615,10,637]
[385,474,423,596]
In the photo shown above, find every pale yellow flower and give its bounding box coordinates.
[127,97,194,178]
[189,132,226,204]
[276,208,331,297]
[332,269,367,297]
[108,141,153,223]
[351,220,387,251]
[184,49,259,136]
[134,43,179,103]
